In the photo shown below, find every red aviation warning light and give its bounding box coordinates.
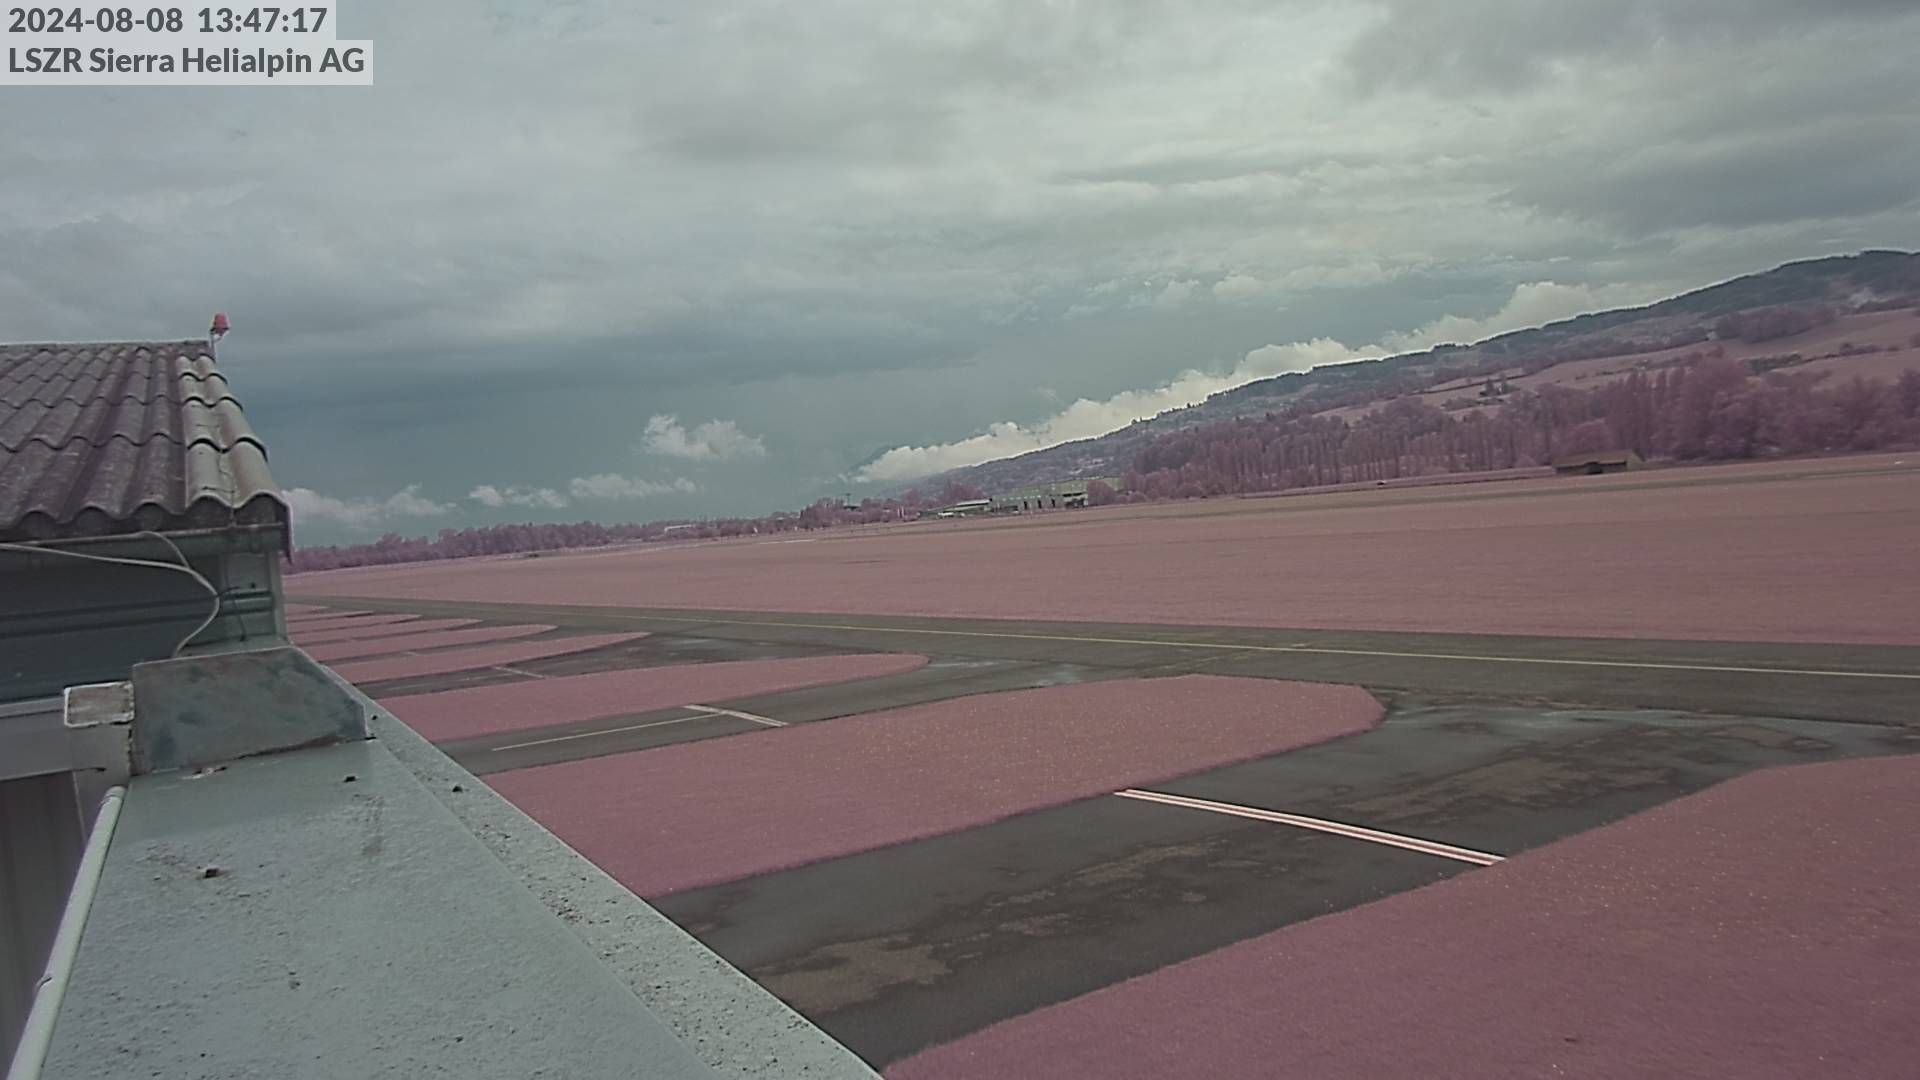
[210,312,231,340]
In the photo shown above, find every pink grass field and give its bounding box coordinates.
[330,632,644,684]
[284,611,421,634]
[381,653,930,741]
[302,624,554,663]
[291,455,1920,645]
[488,675,1382,897]
[286,607,370,623]
[292,617,477,645]
[889,753,1920,1080]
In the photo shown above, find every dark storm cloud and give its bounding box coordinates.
[1502,119,1920,235]
[1344,0,1920,94]
[1,0,1917,540]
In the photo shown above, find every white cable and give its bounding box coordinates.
[0,531,222,657]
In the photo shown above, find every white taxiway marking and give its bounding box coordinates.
[489,705,785,752]
[1115,788,1505,866]
[492,713,715,751]
[683,703,788,727]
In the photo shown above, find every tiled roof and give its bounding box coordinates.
[0,340,287,544]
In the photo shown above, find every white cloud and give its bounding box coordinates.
[1211,273,1280,302]
[285,484,453,528]
[1151,279,1201,310]
[854,277,1650,482]
[856,337,1382,482]
[468,484,569,509]
[567,474,699,499]
[1380,281,1657,352]
[640,415,768,461]
[1214,261,1405,304]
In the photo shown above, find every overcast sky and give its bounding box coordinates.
[5,0,1918,543]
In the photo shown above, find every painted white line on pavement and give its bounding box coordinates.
[491,713,717,751]
[684,703,788,727]
[1115,788,1505,866]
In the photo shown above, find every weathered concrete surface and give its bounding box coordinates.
[39,740,721,1080]
[130,648,365,774]
[361,694,880,1080]
[889,754,1920,1080]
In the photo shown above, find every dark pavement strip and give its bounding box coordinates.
[445,657,1124,774]
[354,631,858,699]
[296,594,1920,725]
[650,702,1920,1067]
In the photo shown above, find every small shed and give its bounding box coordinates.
[1551,450,1642,476]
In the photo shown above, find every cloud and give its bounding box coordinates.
[1213,261,1405,303]
[1342,0,1920,96]
[855,276,1655,482]
[7,0,1920,538]
[467,474,698,507]
[1380,281,1658,352]
[856,336,1383,482]
[468,484,569,509]
[640,415,768,461]
[285,484,453,528]
[567,474,699,499]
[1149,279,1201,310]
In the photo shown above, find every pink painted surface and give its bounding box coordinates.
[286,612,421,635]
[287,607,370,623]
[383,653,930,741]
[291,456,1920,645]
[490,676,1382,896]
[330,632,645,684]
[303,624,554,663]
[293,617,478,645]
[890,754,1920,1080]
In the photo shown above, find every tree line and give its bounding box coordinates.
[1119,360,1920,500]
[287,480,986,572]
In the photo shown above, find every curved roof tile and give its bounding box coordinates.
[0,340,288,545]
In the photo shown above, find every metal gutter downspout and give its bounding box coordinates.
[5,786,125,1080]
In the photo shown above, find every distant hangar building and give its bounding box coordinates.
[992,477,1119,513]
[1551,450,1642,476]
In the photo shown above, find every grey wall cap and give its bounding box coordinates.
[130,647,366,774]
[330,671,881,1080]
[36,739,721,1079]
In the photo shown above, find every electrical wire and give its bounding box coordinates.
[0,530,222,657]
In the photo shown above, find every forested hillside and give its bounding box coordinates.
[920,250,1920,494]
